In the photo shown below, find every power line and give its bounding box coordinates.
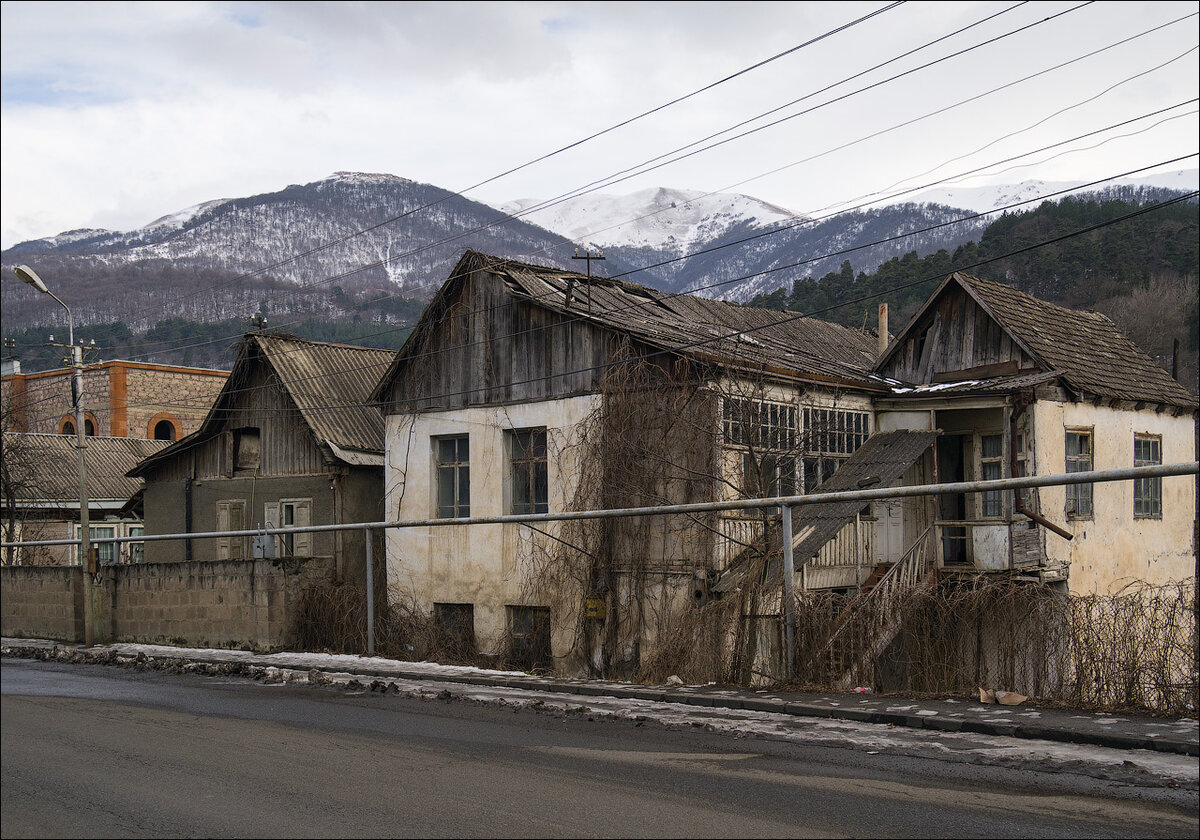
[84,12,1194,364]
[11,176,1194,427]
[125,2,910,321]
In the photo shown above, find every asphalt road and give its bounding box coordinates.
[2,657,1196,839]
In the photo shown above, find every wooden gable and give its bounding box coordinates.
[879,279,1041,385]
[379,262,628,412]
[136,344,331,482]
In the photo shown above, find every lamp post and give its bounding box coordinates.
[14,265,98,645]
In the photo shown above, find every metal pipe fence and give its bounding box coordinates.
[5,462,1197,552]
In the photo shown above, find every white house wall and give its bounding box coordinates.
[1033,401,1196,594]
[384,395,599,658]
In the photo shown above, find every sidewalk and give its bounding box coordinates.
[4,637,1196,757]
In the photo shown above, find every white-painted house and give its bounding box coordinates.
[370,251,885,674]
[872,272,1197,595]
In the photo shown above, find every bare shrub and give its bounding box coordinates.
[789,577,1198,715]
[291,581,482,665]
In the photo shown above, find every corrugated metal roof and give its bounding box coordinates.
[713,430,938,594]
[251,334,392,455]
[129,334,393,476]
[3,433,169,505]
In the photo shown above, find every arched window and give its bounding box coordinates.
[147,413,181,442]
[62,413,99,436]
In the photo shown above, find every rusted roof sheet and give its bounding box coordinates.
[251,334,392,455]
[952,274,1195,408]
[879,370,1062,397]
[481,251,881,386]
[712,430,938,594]
[3,433,169,505]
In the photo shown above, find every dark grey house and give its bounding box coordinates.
[129,333,394,585]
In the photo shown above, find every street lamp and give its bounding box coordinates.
[14,264,99,645]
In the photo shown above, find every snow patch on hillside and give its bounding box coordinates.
[143,199,229,232]
[498,187,799,253]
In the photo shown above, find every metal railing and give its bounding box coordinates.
[4,461,1197,659]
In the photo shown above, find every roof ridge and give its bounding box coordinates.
[253,332,395,355]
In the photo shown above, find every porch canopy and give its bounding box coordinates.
[714,429,939,593]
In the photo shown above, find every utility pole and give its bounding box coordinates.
[570,249,605,312]
[14,265,98,645]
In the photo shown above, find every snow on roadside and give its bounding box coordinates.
[17,639,1193,789]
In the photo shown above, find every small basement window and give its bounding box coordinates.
[507,605,551,672]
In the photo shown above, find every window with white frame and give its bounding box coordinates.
[265,498,312,556]
[435,435,470,518]
[1133,434,1162,518]
[723,398,797,450]
[802,407,871,493]
[724,398,799,497]
[76,524,116,566]
[508,428,548,515]
[126,526,145,563]
[1064,429,1093,519]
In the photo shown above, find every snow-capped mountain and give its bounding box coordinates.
[2,172,598,330]
[498,187,798,254]
[4,169,1195,339]
[905,169,1198,215]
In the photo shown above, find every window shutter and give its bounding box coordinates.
[264,502,280,530]
[216,501,231,560]
[229,501,245,560]
[221,433,234,477]
[293,501,312,557]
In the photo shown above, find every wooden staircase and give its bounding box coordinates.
[804,527,936,689]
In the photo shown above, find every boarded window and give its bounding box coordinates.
[1133,435,1162,518]
[435,436,470,518]
[216,499,247,560]
[434,603,477,655]
[1064,429,1093,519]
[507,605,551,672]
[234,427,261,472]
[509,428,548,514]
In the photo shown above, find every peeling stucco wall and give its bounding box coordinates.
[1033,401,1196,594]
[384,395,598,659]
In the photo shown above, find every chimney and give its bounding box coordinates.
[878,303,889,357]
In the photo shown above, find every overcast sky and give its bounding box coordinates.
[1,1,1197,249]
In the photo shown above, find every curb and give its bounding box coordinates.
[4,641,1196,757]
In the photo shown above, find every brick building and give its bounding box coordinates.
[2,360,229,441]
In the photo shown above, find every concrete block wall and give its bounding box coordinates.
[1,557,334,651]
[1,566,84,642]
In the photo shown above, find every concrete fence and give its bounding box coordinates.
[1,557,334,651]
